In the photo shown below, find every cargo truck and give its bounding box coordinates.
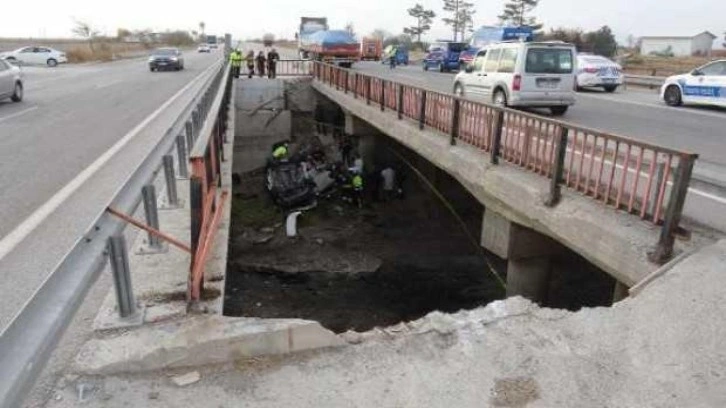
[361,38,382,61]
[300,30,360,68]
[298,17,329,58]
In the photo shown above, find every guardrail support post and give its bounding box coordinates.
[142,185,162,250]
[344,71,349,94]
[545,127,569,207]
[189,177,204,302]
[650,155,696,264]
[397,84,404,120]
[108,235,137,318]
[176,135,189,178]
[491,110,505,164]
[419,91,427,130]
[366,77,371,105]
[185,121,194,152]
[450,99,461,146]
[353,74,358,99]
[162,155,180,208]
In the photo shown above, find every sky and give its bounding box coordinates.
[2,0,725,47]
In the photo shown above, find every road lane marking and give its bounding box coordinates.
[577,92,726,120]
[0,106,39,124]
[0,59,222,262]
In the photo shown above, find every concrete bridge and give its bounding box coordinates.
[310,63,706,303]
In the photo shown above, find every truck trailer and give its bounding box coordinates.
[298,17,329,58]
[300,30,360,68]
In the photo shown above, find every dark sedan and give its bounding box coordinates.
[148,48,185,72]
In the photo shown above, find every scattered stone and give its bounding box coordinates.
[54,394,63,401]
[260,227,275,233]
[252,235,274,245]
[256,302,262,307]
[171,371,201,387]
[315,238,325,245]
[148,391,160,400]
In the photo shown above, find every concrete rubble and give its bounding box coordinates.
[47,240,726,407]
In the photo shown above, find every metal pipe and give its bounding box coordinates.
[163,155,179,206]
[142,185,161,249]
[108,235,136,318]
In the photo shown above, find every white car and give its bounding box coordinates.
[453,41,577,116]
[576,54,623,92]
[197,44,211,53]
[0,58,24,102]
[0,46,67,67]
[661,60,726,108]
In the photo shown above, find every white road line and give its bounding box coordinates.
[0,60,221,262]
[0,106,39,124]
[577,92,726,120]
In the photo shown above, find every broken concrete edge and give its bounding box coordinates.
[628,245,701,297]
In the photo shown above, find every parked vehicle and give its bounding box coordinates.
[298,17,329,58]
[0,58,23,102]
[453,41,577,116]
[459,26,534,67]
[148,48,185,72]
[662,60,726,108]
[0,46,67,67]
[381,45,409,65]
[361,38,382,61]
[422,41,468,72]
[197,44,211,53]
[576,54,623,92]
[300,30,360,68]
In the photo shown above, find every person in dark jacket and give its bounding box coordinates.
[267,49,280,79]
[246,51,255,78]
[256,51,267,78]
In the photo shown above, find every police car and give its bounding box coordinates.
[661,60,726,108]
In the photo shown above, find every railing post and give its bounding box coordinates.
[366,76,371,105]
[650,155,696,264]
[185,120,194,152]
[545,127,569,207]
[450,99,461,146]
[189,177,203,301]
[491,110,505,165]
[397,84,404,120]
[344,70,349,94]
[108,235,137,318]
[419,91,427,130]
[176,135,189,178]
[353,74,358,99]
[141,185,162,250]
[380,80,386,111]
[162,155,179,207]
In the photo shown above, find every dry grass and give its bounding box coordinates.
[65,42,152,63]
[623,55,718,76]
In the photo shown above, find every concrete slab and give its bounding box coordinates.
[73,316,346,375]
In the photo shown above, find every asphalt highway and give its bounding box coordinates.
[0,50,223,331]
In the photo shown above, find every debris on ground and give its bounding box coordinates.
[170,371,201,387]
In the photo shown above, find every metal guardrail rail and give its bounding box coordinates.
[0,59,233,408]
[624,74,667,88]
[313,62,698,264]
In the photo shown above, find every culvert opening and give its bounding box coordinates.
[225,88,617,333]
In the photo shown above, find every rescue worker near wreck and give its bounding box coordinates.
[267,48,280,79]
[229,49,243,78]
[352,171,364,208]
[272,142,289,161]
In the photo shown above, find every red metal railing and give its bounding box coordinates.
[187,63,233,302]
[313,62,698,263]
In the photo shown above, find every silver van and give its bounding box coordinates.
[453,41,577,116]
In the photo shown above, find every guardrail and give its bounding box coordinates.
[0,59,233,408]
[624,74,666,88]
[314,62,698,264]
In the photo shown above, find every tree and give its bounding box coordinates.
[116,28,132,41]
[369,29,391,41]
[626,34,635,49]
[584,26,617,57]
[498,0,542,31]
[199,21,206,35]
[345,22,356,37]
[72,20,99,51]
[542,27,586,50]
[403,4,436,44]
[442,0,475,42]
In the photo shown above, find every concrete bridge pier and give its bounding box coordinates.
[481,210,562,305]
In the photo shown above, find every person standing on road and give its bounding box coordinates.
[229,49,242,78]
[246,51,255,78]
[256,51,267,78]
[389,46,397,69]
[381,167,396,202]
[267,48,280,79]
